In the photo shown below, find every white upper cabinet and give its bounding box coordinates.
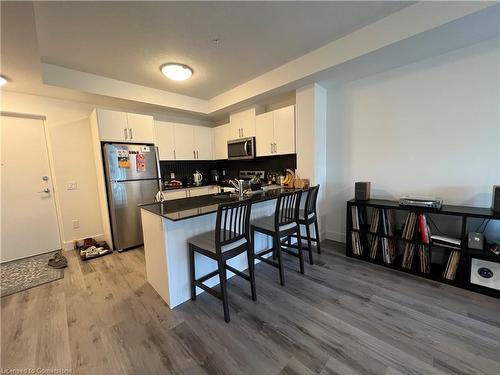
[214,123,229,160]
[126,113,155,143]
[193,126,213,160]
[154,122,214,161]
[255,112,274,157]
[229,108,257,139]
[255,105,295,156]
[173,124,196,160]
[96,109,154,143]
[154,121,175,160]
[273,105,295,155]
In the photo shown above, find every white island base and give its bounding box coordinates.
[141,199,278,308]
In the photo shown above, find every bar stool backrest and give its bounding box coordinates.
[305,185,320,219]
[275,190,302,232]
[215,198,252,255]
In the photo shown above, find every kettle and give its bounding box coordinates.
[193,171,203,186]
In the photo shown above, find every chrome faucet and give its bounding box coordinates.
[230,179,246,198]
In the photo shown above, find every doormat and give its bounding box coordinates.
[1,251,65,297]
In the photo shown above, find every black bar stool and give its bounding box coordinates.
[188,198,255,323]
[288,185,321,264]
[251,190,303,286]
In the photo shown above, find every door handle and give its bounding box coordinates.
[124,128,128,139]
[129,128,133,140]
[38,188,51,194]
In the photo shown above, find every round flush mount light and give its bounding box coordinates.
[0,75,8,86]
[160,63,193,81]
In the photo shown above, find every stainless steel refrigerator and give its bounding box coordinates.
[103,143,161,251]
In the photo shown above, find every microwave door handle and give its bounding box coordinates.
[243,141,249,156]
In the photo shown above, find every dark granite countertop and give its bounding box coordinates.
[141,188,306,221]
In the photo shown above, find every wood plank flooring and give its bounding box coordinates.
[1,241,500,374]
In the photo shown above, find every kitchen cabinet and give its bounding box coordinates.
[162,189,187,201]
[187,185,219,197]
[155,122,213,160]
[273,105,295,155]
[154,121,175,160]
[193,126,213,160]
[229,108,256,139]
[214,123,229,159]
[255,112,274,157]
[173,124,195,160]
[96,109,154,143]
[254,105,295,156]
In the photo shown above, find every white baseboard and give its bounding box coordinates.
[62,233,105,251]
[325,230,346,243]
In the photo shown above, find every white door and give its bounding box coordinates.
[240,109,256,138]
[155,121,176,160]
[126,113,154,143]
[96,109,128,142]
[1,115,61,262]
[193,126,213,160]
[255,112,274,157]
[273,105,296,155]
[173,124,195,160]
[214,123,229,160]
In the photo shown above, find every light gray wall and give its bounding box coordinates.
[324,38,500,243]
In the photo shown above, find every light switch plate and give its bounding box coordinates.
[67,181,77,190]
[72,219,80,229]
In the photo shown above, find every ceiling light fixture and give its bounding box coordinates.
[160,63,193,81]
[0,75,8,86]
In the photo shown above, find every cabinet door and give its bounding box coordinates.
[154,121,175,160]
[193,126,213,160]
[214,123,229,159]
[126,113,154,143]
[96,109,128,141]
[229,113,242,140]
[240,109,256,138]
[273,105,295,155]
[255,112,274,157]
[173,124,195,160]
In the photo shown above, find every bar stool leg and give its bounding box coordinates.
[189,245,196,301]
[314,220,321,254]
[218,260,230,323]
[297,226,305,274]
[246,246,257,301]
[305,222,314,265]
[274,233,285,286]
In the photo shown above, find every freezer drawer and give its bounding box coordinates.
[109,179,159,250]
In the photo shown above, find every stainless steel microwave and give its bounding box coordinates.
[227,137,255,160]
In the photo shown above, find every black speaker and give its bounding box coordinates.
[355,182,371,201]
[493,185,500,213]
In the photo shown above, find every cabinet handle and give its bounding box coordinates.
[174,150,176,160]
[124,128,128,140]
[241,128,244,137]
[129,128,133,140]
[274,142,277,153]
[193,150,196,159]
[196,150,199,159]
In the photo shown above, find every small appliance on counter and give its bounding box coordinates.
[193,171,203,186]
[399,196,443,209]
[209,169,220,183]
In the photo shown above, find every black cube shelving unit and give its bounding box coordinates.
[346,199,500,299]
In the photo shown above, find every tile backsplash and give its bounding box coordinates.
[160,154,297,184]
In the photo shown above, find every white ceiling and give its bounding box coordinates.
[32,1,411,99]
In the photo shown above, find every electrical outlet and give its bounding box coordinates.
[72,219,80,229]
[67,181,77,190]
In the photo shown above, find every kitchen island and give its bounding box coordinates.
[140,188,306,308]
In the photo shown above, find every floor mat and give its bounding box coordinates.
[1,251,65,297]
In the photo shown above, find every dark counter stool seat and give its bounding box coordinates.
[251,190,303,286]
[288,185,321,264]
[188,198,255,323]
